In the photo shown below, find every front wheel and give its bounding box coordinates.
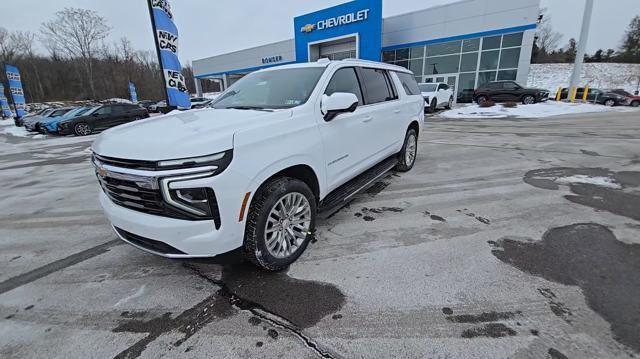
[522,95,536,105]
[476,95,489,105]
[244,178,316,271]
[73,122,92,136]
[396,128,418,172]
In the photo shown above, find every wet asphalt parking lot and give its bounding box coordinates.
[0,110,639,358]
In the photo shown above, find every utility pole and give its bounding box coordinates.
[569,0,594,92]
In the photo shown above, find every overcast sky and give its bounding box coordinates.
[3,0,638,65]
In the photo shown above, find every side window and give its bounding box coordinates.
[504,82,519,90]
[439,84,449,91]
[98,106,113,115]
[324,67,363,105]
[395,72,421,96]
[359,68,394,104]
[487,82,501,90]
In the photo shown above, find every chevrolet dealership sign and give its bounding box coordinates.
[300,9,370,33]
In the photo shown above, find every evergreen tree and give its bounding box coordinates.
[619,16,640,63]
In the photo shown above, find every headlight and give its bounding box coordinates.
[159,172,220,224]
[157,150,233,172]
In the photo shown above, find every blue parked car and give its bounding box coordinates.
[39,106,97,134]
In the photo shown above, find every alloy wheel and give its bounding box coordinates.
[523,96,535,105]
[264,192,311,259]
[405,133,417,166]
[605,99,615,107]
[75,123,91,136]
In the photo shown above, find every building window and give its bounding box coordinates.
[497,69,518,81]
[460,52,478,72]
[482,35,502,50]
[499,48,520,69]
[478,71,497,86]
[409,46,425,59]
[458,72,476,103]
[502,33,523,48]
[396,48,410,61]
[382,50,395,63]
[426,40,462,57]
[395,60,409,69]
[480,50,499,70]
[462,39,480,52]
[425,54,460,75]
[409,58,423,77]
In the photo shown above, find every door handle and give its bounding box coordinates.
[362,116,373,123]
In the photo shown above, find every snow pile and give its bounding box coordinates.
[0,124,37,138]
[528,63,640,93]
[439,101,624,119]
[555,175,622,189]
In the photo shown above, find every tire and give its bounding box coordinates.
[73,122,92,136]
[522,95,536,105]
[476,95,489,105]
[429,98,437,112]
[630,100,639,108]
[604,99,616,107]
[243,177,316,271]
[445,96,453,109]
[395,128,418,172]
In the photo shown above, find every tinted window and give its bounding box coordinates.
[486,82,502,89]
[324,67,363,105]
[499,48,521,69]
[502,33,523,48]
[462,38,480,52]
[396,72,421,96]
[438,84,449,91]
[95,106,112,115]
[497,70,518,81]
[460,53,478,72]
[502,82,520,90]
[419,83,437,92]
[359,68,394,104]
[482,36,502,50]
[424,55,460,75]
[426,41,461,56]
[480,50,500,70]
[51,110,68,117]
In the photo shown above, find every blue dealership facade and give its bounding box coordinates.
[192,0,540,102]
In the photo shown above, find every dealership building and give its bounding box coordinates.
[193,0,540,102]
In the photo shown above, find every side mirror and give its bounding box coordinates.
[321,92,359,122]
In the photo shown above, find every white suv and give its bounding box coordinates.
[418,82,454,112]
[91,59,424,270]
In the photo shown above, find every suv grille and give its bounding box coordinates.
[98,174,221,227]
[115,227,186,255]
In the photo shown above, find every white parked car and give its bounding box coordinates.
[189,97,210,108]
[418,82,454,112]
[91,59,424,270]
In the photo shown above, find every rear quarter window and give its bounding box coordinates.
[396,72,421,96]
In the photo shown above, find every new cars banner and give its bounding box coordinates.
[148,0,190,109]
[128,81,138,104]
[4,64,25,118]
[0,84,12,118]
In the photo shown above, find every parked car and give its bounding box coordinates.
[91,59,424,270]
[474,81,549,105]
[609,89,640,107]
[149,100,172,113]
[418,82,453,112]
[39,106,97,134]
[26,108,73,132]
[190,97,211,108]
[57,103,149,136]
[191,99,213,109]
[138,100,156,110]
[559,88,628,107]
[15,108,49,126]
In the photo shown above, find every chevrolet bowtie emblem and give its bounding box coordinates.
[301,24,315,33]
[96,166,108,178]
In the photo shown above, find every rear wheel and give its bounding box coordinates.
[522,95,536,105]
[395,128,418,172]
[445,96,453,109]
[476,95,489,105]
[244,178,316,271]
[604,99,616,107]
[73,122,92,136]
[631,100,640,107]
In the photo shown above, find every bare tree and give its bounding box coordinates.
[40,8,111,99]
[0,26,19,63]
[536,8,562,54]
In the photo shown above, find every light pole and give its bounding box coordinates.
[568,0,594,95]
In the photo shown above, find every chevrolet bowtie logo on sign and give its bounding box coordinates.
[301,24,315,33]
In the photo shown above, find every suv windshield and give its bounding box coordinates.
[418,84,437,92]
[212,67,326,110]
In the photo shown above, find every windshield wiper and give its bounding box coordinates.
[225,106,274,112]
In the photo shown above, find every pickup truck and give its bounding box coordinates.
[91,59,424,270]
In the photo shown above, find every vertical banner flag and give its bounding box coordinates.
[4,64,26,118]
[0,84,12,118]
[148,0,190,108]
[128,81,138,103]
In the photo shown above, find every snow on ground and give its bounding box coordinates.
[438,101,636,119]
[528,63,640,93]
[555,175,622,189]
[0,124,46,138]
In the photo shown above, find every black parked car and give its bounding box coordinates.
[559,88,628,107]
[57,103,149,136]
[474,81,549,105]
[137,100,156,110]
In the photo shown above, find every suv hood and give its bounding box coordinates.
[92,108,291,160]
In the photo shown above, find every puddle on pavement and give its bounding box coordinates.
[523,167,640,221]
[491,223,640,353]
